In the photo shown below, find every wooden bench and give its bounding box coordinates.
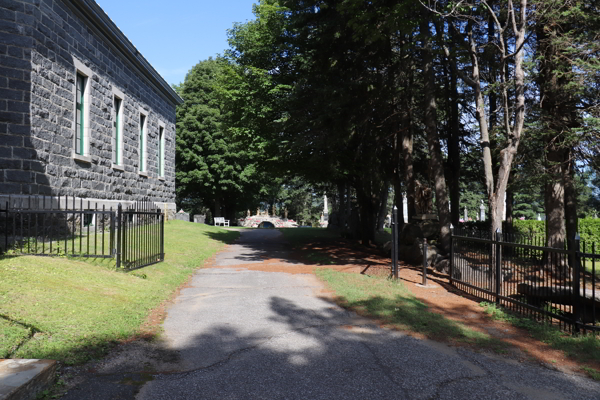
[214,217,230,227]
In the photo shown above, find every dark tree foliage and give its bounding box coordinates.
[175,59,262,221]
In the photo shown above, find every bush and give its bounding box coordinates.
[457,218,600,245]
[580,218,600,246]
[511,218,600,245]
[512,219,545,236]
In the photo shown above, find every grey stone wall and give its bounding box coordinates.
[0,0,177,206]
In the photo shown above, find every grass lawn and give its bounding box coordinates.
[583,259,600,278]
[480,302,600,379]
[316,267,600,380]
[316,268,504,350]
[0,220,238,365]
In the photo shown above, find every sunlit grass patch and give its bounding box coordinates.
[480,301,600,380]
[316,268,504,351]
[0,220,238,365]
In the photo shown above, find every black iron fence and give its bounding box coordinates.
[0,195,164,271]
[116,202,164,270]
[450,227,599,334]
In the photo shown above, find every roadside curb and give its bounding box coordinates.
[0,359,57,400]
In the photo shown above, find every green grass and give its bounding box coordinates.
[0,220,238,365]
[316,268,505,351]
[480,301,600,379]
[583,259,600,278]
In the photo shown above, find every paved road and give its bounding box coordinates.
[64,229,600,399]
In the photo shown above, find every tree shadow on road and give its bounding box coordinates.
[137,295,599,400]
[59,289,600,400]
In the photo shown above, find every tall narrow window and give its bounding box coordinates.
[75,73,86,155]
[158,126,165,177]
[112,97,122,165]
[139,114,146,172]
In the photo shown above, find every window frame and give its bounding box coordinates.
[139,109,148,175]
[72,58,93,162]
[158,122,165,179]
[111,87,125,169]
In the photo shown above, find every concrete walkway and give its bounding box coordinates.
[65,229,600,399]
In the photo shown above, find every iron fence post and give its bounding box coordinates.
[116,203,122,270]
[495,229,502,304]
[4,201,7,253]
[392,206,398,279]
[449,224,454,285]
[160,208,165,260]
[573,233,581,333]
[423,237,428,286]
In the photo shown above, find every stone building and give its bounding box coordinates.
[0,0,182,215]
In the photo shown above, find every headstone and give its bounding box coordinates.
[193,214,205,224]
[479,200,485,222]
[464,206,468,221]
[175,210,190,222]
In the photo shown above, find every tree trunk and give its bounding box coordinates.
[445,23,461,226]
[356,185,376,244]
[447,59,461,227]
[544,147,566,251]
[376,180,390,232]
[338,182,347,229]
[505,187,514,233]
[214,197,222,218]
[394,178,404,225]
[346,184,352,224]
[564,150,578,244]
[422,17,451,253]
[402,99,416,221]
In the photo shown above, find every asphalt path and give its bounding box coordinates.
[63,229,600,399]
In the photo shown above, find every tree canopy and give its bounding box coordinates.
[175,0,600,243]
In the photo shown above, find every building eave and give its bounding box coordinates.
[66,0,184,105]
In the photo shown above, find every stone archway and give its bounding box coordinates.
[258,221,275,229]
[239,215,298,228]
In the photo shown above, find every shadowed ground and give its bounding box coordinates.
[61,229,600,399]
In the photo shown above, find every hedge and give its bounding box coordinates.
[457,218,600,245]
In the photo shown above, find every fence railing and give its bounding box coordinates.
[116,202,164,270]
[450,227,599,334]
[0,196,164,271]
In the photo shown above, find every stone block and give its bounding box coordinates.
[0,146,12,158]
[399,223,422,246]
[6,169,34,183]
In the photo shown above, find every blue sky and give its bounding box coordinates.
[95,0,258,86]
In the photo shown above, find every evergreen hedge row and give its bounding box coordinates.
[457,219,600,245]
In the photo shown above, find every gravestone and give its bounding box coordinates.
[479,200,485,222]
[175,209,190,222]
